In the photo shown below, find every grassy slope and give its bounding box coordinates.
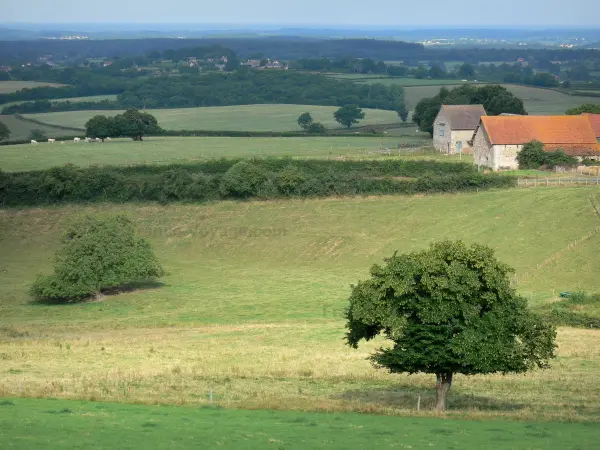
[0,136,438,172]
[0,115,70,141]
[1,398,599,450]
[23,105,401,131]
[1,95,118,109]
[1,189,600,420]
[0,81,65,94]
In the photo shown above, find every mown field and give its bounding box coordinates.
[0,81,65,94]
[1,188,600,422]
[0,115,68,141]
[0,136,439,172]
[23,104,401,132]
[2,398,599,450]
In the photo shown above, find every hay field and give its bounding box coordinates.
[23,104,400,132]
[1,188,600,421]
[0,136,438,172]
[0,81,65,94]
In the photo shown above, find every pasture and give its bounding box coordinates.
[1,94,118,109]
[1,189,600,421]
[2,398,599,450]
[23,104,401,132]
[0,114,69,141]
[0,81,65,94]
[0,136,437,172]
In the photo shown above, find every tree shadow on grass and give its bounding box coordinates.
[33,280,166,305]
[334,384,526,412]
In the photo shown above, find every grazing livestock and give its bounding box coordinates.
[31,140,38,144]
[85,137,92,143]
[106,137,111,142]
[48,138,56,143]
[74,137,81,143]
[61,141,65,144]
[95,138,101,142]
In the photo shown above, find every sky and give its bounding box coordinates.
[3,0,599,27]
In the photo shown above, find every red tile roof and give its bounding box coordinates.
[480,115,600,156]
[582,114,600,138]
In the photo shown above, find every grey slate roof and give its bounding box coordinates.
[441,104,486,130]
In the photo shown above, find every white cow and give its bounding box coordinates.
[95,138,101,142]
[48,138,56,143]
[74,137,81,143]
[85,137,92,143]
[105,137,111,142]
[31,140,38,144]
[61,141,65,144]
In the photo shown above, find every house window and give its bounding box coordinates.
[456,141,463,151]
[439,128,445,137]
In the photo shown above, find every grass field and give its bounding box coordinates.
[0,136,438,172]
[0,81,65,94]
[1,189,600,421]
[0,115,69,141]
[2,398,599,449]
[23,104,401,132]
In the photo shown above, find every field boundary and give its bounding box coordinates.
[14,114,85,132]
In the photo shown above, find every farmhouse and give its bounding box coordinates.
[472,115,600,170]
[433,104,486,154]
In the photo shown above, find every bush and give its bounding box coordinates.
[275,165,308,196]
[517,141,578,170]
[30,214,165,302]
[306,122,327,134]
[219,161,268,198]
[517,140,546,169]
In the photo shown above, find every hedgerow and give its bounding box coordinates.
[0,160,515,206]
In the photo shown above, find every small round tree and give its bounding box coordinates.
[85,115,114,141]
[334,105,365,129]
[297,112,314,131]
[345,240,556,411]
[30,214,164,302]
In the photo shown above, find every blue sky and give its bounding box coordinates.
[3,0,598,27]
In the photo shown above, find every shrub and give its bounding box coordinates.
[306,122,327,134]
[30,214,165,302]
[275,165,308,196]
[517,140,546,169]
[219,161,268,198]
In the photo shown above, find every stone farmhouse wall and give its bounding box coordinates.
[433,110,451,153]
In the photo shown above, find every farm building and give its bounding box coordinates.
[472,115,600,170]
[433,105,486,155]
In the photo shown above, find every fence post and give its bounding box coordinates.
[546,178,549,187]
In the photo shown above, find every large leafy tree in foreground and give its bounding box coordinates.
[30,214,164,302]
[345,240,556,411]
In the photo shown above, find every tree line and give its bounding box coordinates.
[413,84,527,136]
[3,71,407,115]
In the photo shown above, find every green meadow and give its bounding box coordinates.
[1,398,598,449]
[1,188,600,422]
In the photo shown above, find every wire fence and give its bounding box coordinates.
[517,177,600,188]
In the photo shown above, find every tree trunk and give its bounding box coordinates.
[435,372,453,411]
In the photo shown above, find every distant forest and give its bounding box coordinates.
[1,37,600,63]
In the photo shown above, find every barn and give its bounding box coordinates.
[433,104,486,155]
[472,115,600,171]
